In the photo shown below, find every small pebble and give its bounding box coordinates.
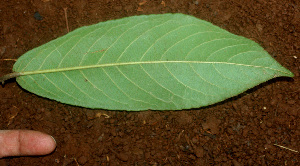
[117,153,129,161]
[85,110,95,119]
[34,12,43,20]
[232,159,242,166]
[289,108,298,116]
[270,98,277,106]
[78,156,88,165]
[191,137,198,144]
[287,100,295,105]
[266,122,272,127]
[188,154,196,160]
[194,147,204,158]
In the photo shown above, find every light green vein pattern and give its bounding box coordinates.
[13,13,293,111]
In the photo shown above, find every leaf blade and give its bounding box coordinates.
[12,13,294,110]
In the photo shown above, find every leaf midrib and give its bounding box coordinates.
[17,60,284,76]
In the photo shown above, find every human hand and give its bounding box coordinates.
[0,130,56,158]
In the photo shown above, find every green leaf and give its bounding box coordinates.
[3,13,294,111]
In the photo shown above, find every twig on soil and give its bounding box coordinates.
[7,106,19,126]
[63,7,70,33]
[72,157,80,166]
[95,112,110,118]
[273,144,299,153]
[0,59,17,61]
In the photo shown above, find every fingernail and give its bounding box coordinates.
[50,135,56,145]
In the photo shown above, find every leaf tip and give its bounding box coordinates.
[284,69,294,78]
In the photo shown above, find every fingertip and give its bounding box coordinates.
[19,130,57,156]
[0,130,57,158]
[44,134,57,154]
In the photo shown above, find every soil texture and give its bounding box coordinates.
[0,0,299,165]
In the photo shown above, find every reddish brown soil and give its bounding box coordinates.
[0,0,299,165]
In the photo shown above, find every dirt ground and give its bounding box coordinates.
[0,0,299,165]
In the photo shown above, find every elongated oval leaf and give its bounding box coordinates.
[5,13,294,110]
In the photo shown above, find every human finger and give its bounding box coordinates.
[0,130,56,158]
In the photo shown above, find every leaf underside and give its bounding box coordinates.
[13,13,293,111]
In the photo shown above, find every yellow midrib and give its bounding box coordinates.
[18,60,285,76]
